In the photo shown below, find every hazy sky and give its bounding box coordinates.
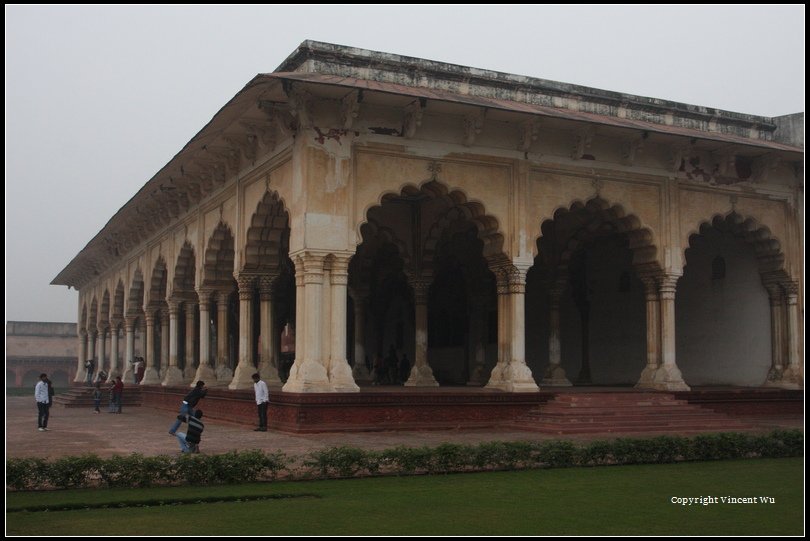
[5,5,805,323]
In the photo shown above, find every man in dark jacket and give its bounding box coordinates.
[175,409,204,453]
[168,381,207,435]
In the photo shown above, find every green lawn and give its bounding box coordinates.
[6,458,803,535]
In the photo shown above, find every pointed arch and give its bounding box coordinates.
[128,268,145,316]
[537,197,660,277]
[173,241,197,294]
[244,190,291,273]
[357,179,508,268]
[148,256,168,307]
[113,280,125,321]
[203,221,236,288]
[99,289,111,329]
[683,211,788,282]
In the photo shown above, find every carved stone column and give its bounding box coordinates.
[329,255,359,392]
[780,282,803,388]
[543,284,572,386]
[88,329,97,366]
[635,276,661,389]
[230,274,257,389]
[486,265,538,392]
[349,286,371,381]
[193,289,216,386]
[75,329,88,383]
[108,319,121,381]
[159,308,170,380]
[466,292,489,386]
[652,273,689,391]
[140,310,161,384]
[122,316,136,383]
[162,301,184,386]
[405,276,439,387]
[258,275,282,384]
[184,302,197,382]
[97,325,107,380]
[283,253,332,392]
[215,289,233,384]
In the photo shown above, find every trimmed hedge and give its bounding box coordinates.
[6,429,802,491]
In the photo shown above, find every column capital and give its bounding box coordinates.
[658,273,680,300]
[349,285,370,302]
[110,317,124,330]
[196,288,214,303]
[168,299,182,315]
[216,289,232,305]
[782,281,799,300]
[235,273,257,300]
[407,275,432,304]
[258,274,278,300]
[184,300,198,311]
[638,275,659,300]
[492,264,527,294]
[124,314,138,329]
[160,306,170,320]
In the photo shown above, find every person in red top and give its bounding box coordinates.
[111,376,124,414]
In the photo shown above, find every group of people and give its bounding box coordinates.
[372,346,412,385]
[92,377,125,414]
[167,372,271,453]
[35,369,274,454]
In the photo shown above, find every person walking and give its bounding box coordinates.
[175,409,205,453]
[252,373,269,432]
[92,383,103,413]
[35,373,50,431]
[111,376,124,413]
[168,381,207,435]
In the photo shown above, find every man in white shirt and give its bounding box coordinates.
[251,372,269,432]
[35,373,50,431]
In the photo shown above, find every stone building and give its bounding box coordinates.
[53,41,804,395]
[6,321,77,388]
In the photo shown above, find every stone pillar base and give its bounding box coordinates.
[106,368,121,383]
[122,367,134,384]
[763,366,803,389]
[183,365,196,383]
[404,364,439,387]
[634,365,658,389]
[542,364,572,387]
[191,364,216,387]
[352,363,371,382]
[161,366,185,387]
[652,365,690,391]
[282,359,332,392]
[330,360,360,392]
[259,361,283,386]
[213,366,234,386]
[486,360,539,392]
[228,363,257,390]
[140,368,161,385]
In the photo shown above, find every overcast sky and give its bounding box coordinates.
[5,5,805,323]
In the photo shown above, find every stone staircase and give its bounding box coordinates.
[507,392,753,435]
[53,386,143,409]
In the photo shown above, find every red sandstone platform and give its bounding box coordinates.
[133,385,802,434]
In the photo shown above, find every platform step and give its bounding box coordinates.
[508,392,753,434]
